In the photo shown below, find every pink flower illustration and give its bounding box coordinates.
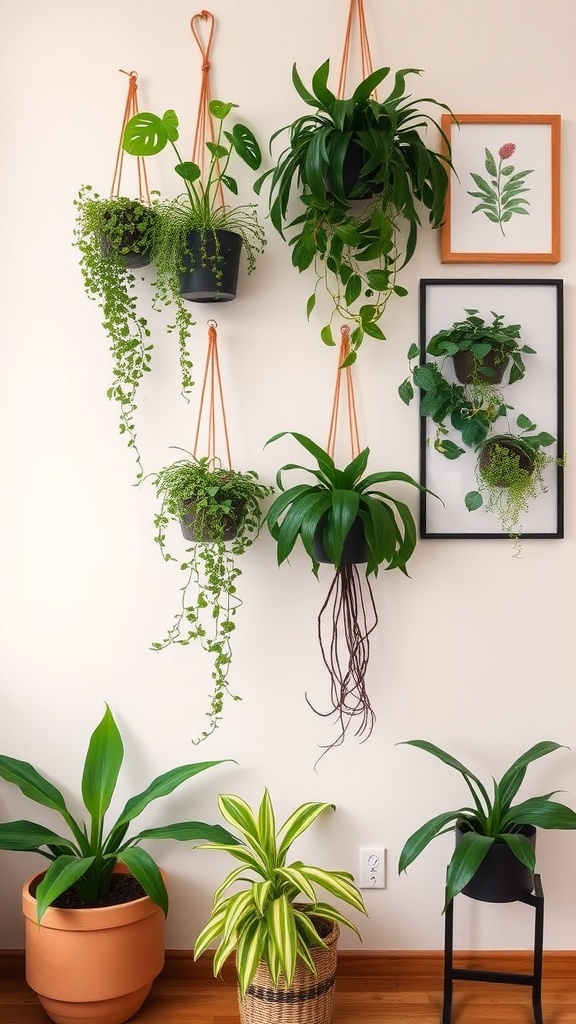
[467,143,533,235]
[498,142,516,160]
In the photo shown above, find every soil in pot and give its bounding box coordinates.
[179,229,242,301]
[313,516,368,565]
[456,822,536,903]
[453,348,508,385]
[479,437,536,487]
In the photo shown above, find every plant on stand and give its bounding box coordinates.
[266,431,429,758]
[74,187,157,481]
[397,738,576,908]
[255,60,453,362]
[151,451,273,742]
[194,789,366,1022]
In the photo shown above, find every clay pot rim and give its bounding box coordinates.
[22,868,165,930]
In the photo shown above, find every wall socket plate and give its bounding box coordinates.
[358,846,386,888]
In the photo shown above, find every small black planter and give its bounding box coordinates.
[456,822,536,903]
[313,516,368,565]
[180,499,245,543]
[100,202,155,269]
[179,229,242,302]
[478,437,536,486]
[453,349,508,385]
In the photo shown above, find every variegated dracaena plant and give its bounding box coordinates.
[194,790,367,995]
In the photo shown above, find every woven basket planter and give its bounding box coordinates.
[238,920,340,1024]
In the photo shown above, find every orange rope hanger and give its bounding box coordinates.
[110,70,151,203]
[337,0,375,100]
[190,9,224,209]
[193,321,232,469]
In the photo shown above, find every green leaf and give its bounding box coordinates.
[435,439,464,460]
[267,894,297,985]
[209,100,237,120]
[407,343,420,360]
[445,832,495,907]
[320,325,335,347]
[362,321,385,341]
[133,821,238,845]
[484,148,497,177]
[235,917,267,996]
[397,378,414,406]
[205,142,228,160]
[0,756,73,819]
[35,856,96,922]
[465,490,483,511]
[122,110,178,156]
[278,801,334,860]
[118,846,169,916]
[227,123,262,169]
[0,820,77,853]
[345,274,362,306]
[398,810,471,873]
[365,269,390,291]
[517,414,536,431]
[306,293,316,319]
[82,705,124,831]
[504,798,576,831]
[498,742,566,811]
[114,761,230,831]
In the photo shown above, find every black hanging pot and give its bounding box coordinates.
[478,437,536,486]
[180,498,246,542]
[100,202,155,269]
[456,822,536,903]
[453,348,508,385]
[313,516,368,565]
[179,229,242,302]
[327,139,382,200]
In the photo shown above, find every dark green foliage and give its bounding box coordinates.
[73,188,157,481]
[265,432,428,578]
[151,454,273,741]
[426,308,535,386]
[398,738,576,909]
[0,705,236,922]
[256,61,453,359]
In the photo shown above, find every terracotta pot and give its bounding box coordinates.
[238,917,339,1024]
[22,869,165,1024]
[456,822,536,903]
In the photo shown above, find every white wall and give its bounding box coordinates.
[1,0,575,954]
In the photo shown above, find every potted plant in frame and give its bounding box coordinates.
[255,60,453,362]
[465,414,562,537]
[193,789,367,1024]
[0,704,237,1024]
[122,100,266,307]
[73,187,158,481]
[425,308,534,386]
[397,738,576,909]
[151,451,273,742]
[265,432,429,757]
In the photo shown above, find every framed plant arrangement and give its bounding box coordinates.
[440,114,561,263]
[401,279,564,539]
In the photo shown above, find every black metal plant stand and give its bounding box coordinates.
[442,874,544,1024]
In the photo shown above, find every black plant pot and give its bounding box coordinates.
[313,516,368,565]
[180,499,245,542]
[453,348,508,385]
[456,822,536,903]
[179,229,242,302]
[478,437,536,486]
[100,204,155,269]
[326,139,382,200]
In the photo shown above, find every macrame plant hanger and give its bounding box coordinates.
[110,70,151,203]
[337,0,375,100]
[313,327,378,761]
[192,320,232,470]
[190,10,224,209]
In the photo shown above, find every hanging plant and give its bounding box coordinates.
[151,452,273,742]
[122,101,266,310]
[266,432,428,758]
[465,415,562,537]
[255,61,453,363]
[73,187,158,480]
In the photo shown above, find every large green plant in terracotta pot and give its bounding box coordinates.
[0,705,236,1024]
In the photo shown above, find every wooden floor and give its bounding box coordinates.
[2,951,575,1024]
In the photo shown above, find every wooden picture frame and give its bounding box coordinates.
[417,279,564,539]
[440,114,561,263]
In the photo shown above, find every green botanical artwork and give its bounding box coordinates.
[467,143,534,235]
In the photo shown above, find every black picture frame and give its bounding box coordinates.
[417,278,564,539]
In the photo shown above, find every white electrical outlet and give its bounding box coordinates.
[358,846,386,888]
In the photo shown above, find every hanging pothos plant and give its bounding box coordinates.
[255,61,453,363]
[73,187,159,480]
[151,452,273,742]
[266,432,429,759]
